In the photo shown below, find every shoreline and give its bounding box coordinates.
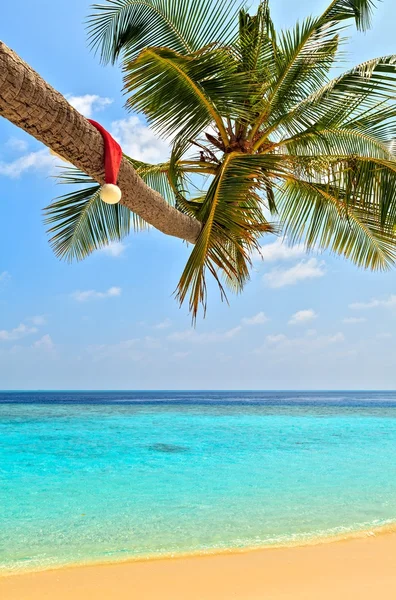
[1,519,396,578]
[1,531,396,599]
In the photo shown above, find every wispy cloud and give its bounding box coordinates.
[349,295,396,310]
[264,258,325,288]
[28,315,47,326]
[0,149,56,178]
[289,309,317,325]
[71,287,122,302]
[241,312,268,326]
[0,323,37,341]
[261,331,345,352]
[172,351,190,359]
[253,238,306,263]
[154,318,172,330]
[33,334,55,352]
[143,336,162,349]
[0,271,10,283]
[6,138,29,152]
[87,336,162,362]
[111,116,170,164]
[266,334,288,344]
[343,317,367,324]
[67,94,113,118]
[376,332,392,339]
[88,338,143,362]
[100,242,127,258]
[168,326,241,343]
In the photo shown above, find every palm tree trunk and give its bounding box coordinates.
[0,41,201,244]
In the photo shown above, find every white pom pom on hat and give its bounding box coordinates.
[100,183,122,205]
[88,119,123,205]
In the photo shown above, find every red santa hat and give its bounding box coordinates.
[88,119,122,205]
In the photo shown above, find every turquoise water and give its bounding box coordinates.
[1,391,396,573]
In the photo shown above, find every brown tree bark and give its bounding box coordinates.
[0,41,202,244]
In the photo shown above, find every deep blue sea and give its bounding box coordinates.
[1,390,396,573]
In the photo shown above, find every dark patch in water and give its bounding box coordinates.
[148,443,189,454]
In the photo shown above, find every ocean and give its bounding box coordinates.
[1,390,396,573]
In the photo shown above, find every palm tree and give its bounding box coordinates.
[0,41,201,243]
[3,1,396,321]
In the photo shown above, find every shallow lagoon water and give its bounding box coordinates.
[1,391,396,573]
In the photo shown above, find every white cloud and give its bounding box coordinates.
[264,258,325,288]
[89,335,163,362]
[289,309,317,325]
[349,295,396,310]
[111,116,170,163]
[266,334,288,344]
[88,338,143,362]
[143,336,161,349]
[376,332,392,339]
[72,287,122,302]
[173,351,190,359]
[253,238,306,263]
[327,332,345,343]
[262,331,345,352]
[28,315,47,326]
[154,318,172,330]
[0,148,56,178]
[6,138,29,152]
[241,312,268,326]
[100,242,127,258]
[306,329,317,337]
[169,326,242,343]
[33,334,55,351]
[0,323,37,341]
[0,271,10,283]
[67,94,113,118]
[343,317,367,324]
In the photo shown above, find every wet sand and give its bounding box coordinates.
[1,532,396,599]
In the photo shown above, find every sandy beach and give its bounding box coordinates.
[1,532,396,599]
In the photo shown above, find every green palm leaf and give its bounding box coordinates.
[44,169,133,261]
[123,46,252,145]
[87,0,243,64]
[279,177,396,270]
[282,127,393,159]
[250,0,377,143]
[177,152,275,320]
[326,0,375,30]
[269,55,396,142]
[288,155,396,227]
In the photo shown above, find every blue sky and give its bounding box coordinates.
[0,0,395,390]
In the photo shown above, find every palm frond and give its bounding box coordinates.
[123,46,253,146]
[44,169,134,261]
[236,1,278,78]
[282,127,393,159]
[265,55,396,145]
[279,177,396,270]
[289,155,396,227]
[250,0,377,142]
[325,0,376,31]
[176,152,274,320]
[87,0,243,64]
